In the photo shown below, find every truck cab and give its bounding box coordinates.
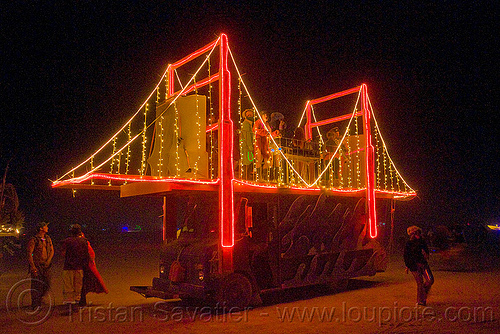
[131,191,388,309]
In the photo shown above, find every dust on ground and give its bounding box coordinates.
[1,232,499,334]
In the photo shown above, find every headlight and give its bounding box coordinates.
[195,264,204,281]
[160,264,166,275]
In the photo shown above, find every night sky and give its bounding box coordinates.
[1,2,498,233]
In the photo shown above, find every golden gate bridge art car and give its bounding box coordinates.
[52,34,416,308]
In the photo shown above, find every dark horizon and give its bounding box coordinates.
[1,2,498,232]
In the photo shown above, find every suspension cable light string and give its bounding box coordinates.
[228,47,311,186]
[55,64,173,182]
[88,42,219,181]
[366,95,415,193]
[292,88,362,188]
[207,54,215,179]
[193,76,201,176]
[87,41,221,181]
[144,38,220,147]
[125,123,132,176]
[56,37,221,184]
[157,112,165,177]
[237,77,244,179]
[311,105,325,144]
[228,47,364,188]
[370,96,415,193]
[52,131,145,187]
[297,102,310,129]
[152,37,221,127]
[375,124,382,189]
[55,173,220,188]
[139,103,149,176]
[174,69,185,91]
[307,88,362,187]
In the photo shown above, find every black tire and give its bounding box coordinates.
[216,273,252,309]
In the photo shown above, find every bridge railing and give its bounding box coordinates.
[234,136,366,189]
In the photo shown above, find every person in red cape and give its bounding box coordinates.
[79,232,108,306]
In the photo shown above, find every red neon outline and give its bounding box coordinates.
[218,34,235,248]
[234,180,415,195]
[52,174,415,199]
[347,147,365,155]
[310,112,363,129]
[362,84,377,238]
[52,32,416,244]
[304,86,362,140]
[171,73,220,97]
[309,86,361,105]
[206,123,218,133]
[171,40,219,69]
[51,173,220,187]
[168,39,219,97]
[305,102,312,140]
[52,173,415,198]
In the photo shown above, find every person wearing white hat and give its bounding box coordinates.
[404,225,434,306]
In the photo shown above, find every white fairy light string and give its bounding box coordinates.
[54,35,415,198]
[367,95,415,193]
[55,36,221,184]
[229,46,363,188]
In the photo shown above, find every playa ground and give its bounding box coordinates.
[1,233,499,334]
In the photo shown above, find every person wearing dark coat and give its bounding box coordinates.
[404,225,434,306]
[61,224,107,306]
[61,224,89,304]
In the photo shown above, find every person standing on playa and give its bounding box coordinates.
[240,108,255,180]
[79,232,108,306]
[404,225,434,306]
[61,224,107,306]
[61,224,89,305]
[26,222,54,309]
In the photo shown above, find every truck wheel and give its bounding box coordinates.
[216,273,252,309]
